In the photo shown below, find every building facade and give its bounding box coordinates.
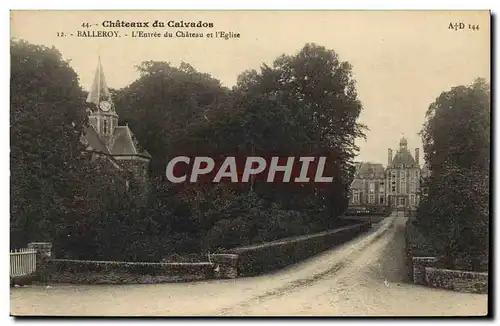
[349,137,424,210]
[386,137,420,208]
[81,58,151,194]
[350,163,386,206]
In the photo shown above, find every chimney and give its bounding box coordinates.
[388,148,393,166]
[415,148,420,166]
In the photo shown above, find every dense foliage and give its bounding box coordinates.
[11,40,88,247]
[10,40,160,260]
[416,78,490,272]
[11,40,366,260]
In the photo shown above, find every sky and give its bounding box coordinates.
[10,10,490,165]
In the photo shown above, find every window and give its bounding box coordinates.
[410,194,415,206]
[412,180,418,193]
[352,191,360,204]
[103,120,108,134]
[369,182,375,193]
[369,194,375,204]
[379,196,385,204]
[399,197,405,206]
[391,185,396,193]
[400,180,406,193]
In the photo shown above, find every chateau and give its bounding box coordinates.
[81,58,151,191]
[349,137,430,210]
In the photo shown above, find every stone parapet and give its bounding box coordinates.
[27,242,53,258]
[412,256,438,285]
[210,254,239,279]
[27,242,53,282]
[425,267,488,294]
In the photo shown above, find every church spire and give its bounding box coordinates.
[86,56,113,107]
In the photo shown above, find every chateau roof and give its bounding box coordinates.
[350,179,363,189]
[355,162,385,179]
[391,149,417,167]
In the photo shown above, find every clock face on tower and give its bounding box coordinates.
[99,101,111,112]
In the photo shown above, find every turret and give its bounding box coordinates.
[399,136,408,150]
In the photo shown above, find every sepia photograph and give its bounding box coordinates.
[9,10,491,317]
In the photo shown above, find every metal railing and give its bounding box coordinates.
[10,248,37,278]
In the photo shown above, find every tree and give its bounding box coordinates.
[59,157,162,261]
[10,39,88,247]
[108,44,367,253]
[113,61,230,178]
[421,78,490,174]
[111,61,232,253]
[417,78,490,271]
[232,43,366,222]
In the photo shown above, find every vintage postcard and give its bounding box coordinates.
[10,10,490,317]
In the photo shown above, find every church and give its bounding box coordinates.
[349,137,430,211]
[81,58,151,191]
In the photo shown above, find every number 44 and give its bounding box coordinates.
[469,24,480,31]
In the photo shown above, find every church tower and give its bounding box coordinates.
[82,57,152,201]
[86,57,119,148]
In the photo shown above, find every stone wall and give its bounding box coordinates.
[44,259,216,284]
[210,254,239,279]
[425,267,488,294]
[412,256,439,285]
[27,242,53,283]
[22,223,372,284]
[222,222,372,276]
[411,256,488,294]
